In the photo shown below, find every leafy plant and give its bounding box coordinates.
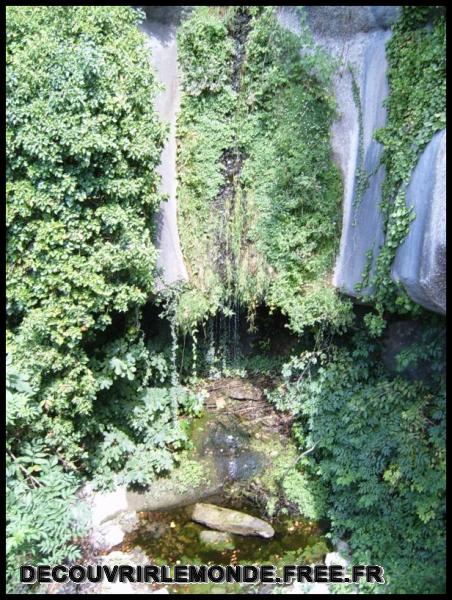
[5,6,194,590]
[177,6,352,335]
[271,325,446,594]
[6,356,88,593]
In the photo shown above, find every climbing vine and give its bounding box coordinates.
[177,6,352,336]
[5,7,196,589]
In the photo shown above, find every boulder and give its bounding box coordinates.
[191,503,275,538]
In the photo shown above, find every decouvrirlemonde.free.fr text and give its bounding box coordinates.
[21,564,385,585]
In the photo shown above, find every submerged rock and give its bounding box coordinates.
[199,529,235,550]
[191,503,275,538]
[194,413,267,482]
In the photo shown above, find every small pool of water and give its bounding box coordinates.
[121,495,330,593]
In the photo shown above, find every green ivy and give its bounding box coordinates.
[177,6,352,335]
[6,7,195,588]
[6,5,169,458]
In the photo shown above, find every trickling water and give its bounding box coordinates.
[233,301,240,362]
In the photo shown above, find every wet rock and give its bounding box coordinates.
[192,503,275,538]
[199,530,235,550]
[87,510,140,553]
[205,417,251,453]
[225,378,263,401]
[198,415,266,481]
[80,467,223,534]
[392,129,446,315]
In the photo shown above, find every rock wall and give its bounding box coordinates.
[139,7,189,289]
[142,6,445,313]
[278,6,446,315]
[277,7,396,299]
[331,29,391,298]
[391,129,446,314]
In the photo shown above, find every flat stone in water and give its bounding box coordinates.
[192,502,275,538]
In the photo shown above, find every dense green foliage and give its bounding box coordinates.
[6,5,446,596]
[269,322,446,593]
[362,6,446,321]
[177,6,352,334]
[6,357,88,592]
[6,5,167,460]
[6,6,192,591]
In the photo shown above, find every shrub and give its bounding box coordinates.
[6,6,189,590]
[271,325,446,593]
